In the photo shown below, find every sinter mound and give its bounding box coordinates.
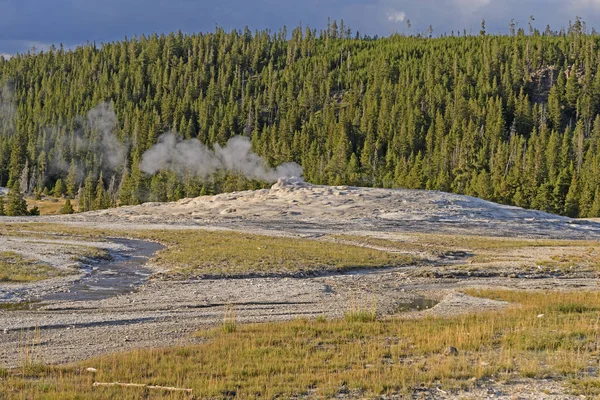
[59,177,600,239]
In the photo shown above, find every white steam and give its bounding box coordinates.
[84,103,128,170]
[0,83,16,132]
[47,102,127,184]
[140,133,303,182]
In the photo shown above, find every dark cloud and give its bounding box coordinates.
[0,0,599,54]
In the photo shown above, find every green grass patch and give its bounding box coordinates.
[3,290,600,398]
[0,224,417,278]
[7,223,600,278]
[141,230,418,277]
[0,252,64,283]
[221,307,238,333]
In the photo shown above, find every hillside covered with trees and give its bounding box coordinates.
[1,19,600,217]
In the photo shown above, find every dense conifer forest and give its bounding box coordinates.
[1,19,600,217]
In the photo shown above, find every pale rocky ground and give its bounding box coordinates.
[1,178,600,399]
[55,177,600,240]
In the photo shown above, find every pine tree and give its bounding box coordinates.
[60,199,75,214]
[66,162,79,198]
[565,65,581,112]
[118,168,133,206]
[53,178,66,197]
[1,26,600,218]
[533,182,555,214]
[93,172,111,210]
[591,189,600,218]
[564,174,580,217]
[149,173,168,202]
[5,181,28,216]
[80,173,96,212]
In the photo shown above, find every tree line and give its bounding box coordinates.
[1,20,600,217]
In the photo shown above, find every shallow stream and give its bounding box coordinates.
[39,238,164,302]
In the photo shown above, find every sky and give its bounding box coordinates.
[2,0,600,56]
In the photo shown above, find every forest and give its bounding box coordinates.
[1,19,600,217]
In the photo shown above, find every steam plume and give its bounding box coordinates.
[46,102,127,185]
[0,83,16,133]
[85,103,128,171]
[140,133,302,182]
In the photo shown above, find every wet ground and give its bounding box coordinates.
[40,239,163,302]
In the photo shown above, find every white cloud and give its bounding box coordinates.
[0,54,11,60]
[387,10,406,23]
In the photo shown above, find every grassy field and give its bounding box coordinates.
[25,197,79,215]
[3,223,600,278]
[2,290,600,398]
[0,251,65,282]
[142,230,418,277]
[0,224,419,278]
[2,224,600,397]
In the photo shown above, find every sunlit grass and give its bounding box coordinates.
[2,290,600,398]
[334,234,600,274]
[333,233,600,254]
[25,197,79,215]
[0,251,65,282]
[143,230,419,278]
[0,224,418,278]
[5,223,600,278]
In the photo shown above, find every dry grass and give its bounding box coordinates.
[334,234,600,274]
[2,224,600,397]
[2,290,600,398]
[536,250,600,272]
[0,224,419,277]
[0,251,66,282]
[25,197,79,215]
[142,230,418,278]
[333,233,600,254]
[3,222,600,279]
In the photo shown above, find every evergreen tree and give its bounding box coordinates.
[591,190,600,218]
[5,181,28,216]
[564,174,580,217]
[66,162,79,198]
[60,199,75,214]
[80,173,96,212]
[93,173,111,210]
[0,24,599,218]
[53,178,66,198]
